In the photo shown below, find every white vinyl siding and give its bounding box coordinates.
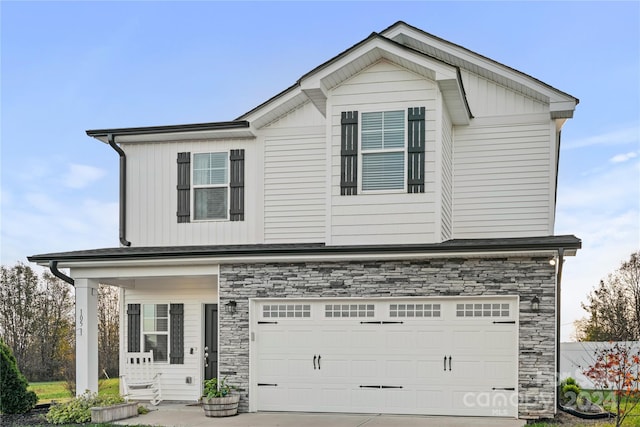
[460,70,548,117]
[122,281,217,402]
[263,133,326,243]
[452,117,553,238]
[330,60,437,245]
[123,139,259,246]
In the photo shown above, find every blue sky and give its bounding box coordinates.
[1,1,638,341]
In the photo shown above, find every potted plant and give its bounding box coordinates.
[201,377,239,417]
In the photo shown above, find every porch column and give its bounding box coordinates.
[75,278,99,395]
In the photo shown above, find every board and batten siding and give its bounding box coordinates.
[460,70,548,117]
[441,109,453,241]
[122,282,217,401]
[452,115,554,238]
[329,60,439,245]
[123,139,260,247]
[262,102,327,243]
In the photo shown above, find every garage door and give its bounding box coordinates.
[254,298,517,417]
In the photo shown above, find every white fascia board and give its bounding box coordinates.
[70,264,219,280]
[550,100,577,119]
[242,89,310,129]
[301,38,458,92]
[384,25,577,108]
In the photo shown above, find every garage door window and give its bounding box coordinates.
[390,303,441,318]
[325,304,374,318]
[263,304,311,318]
[456,303,510,318]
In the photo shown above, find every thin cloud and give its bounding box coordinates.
[610,151,638,164]
[62,164,106,189]
[562,126,639,150]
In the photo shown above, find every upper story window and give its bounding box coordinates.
[340,107,425,196]
[176,149,245,223]
[361,111,405,191]
[193,152,228,220]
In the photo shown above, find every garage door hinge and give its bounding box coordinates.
[359,321,404,324]
[492,320,516,324]
[258,321,278,324]
[359,385,403,389]
[492,387,515,391]
[257,383,278,387]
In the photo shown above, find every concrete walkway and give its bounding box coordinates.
[114,403,526,427]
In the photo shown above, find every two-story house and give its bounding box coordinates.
[29,21,580,420]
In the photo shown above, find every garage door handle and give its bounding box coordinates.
[444,356,447,371]
[492,387,515,391]
[448,356,452,371]
[317,355,321,370]
[313,355,317,370]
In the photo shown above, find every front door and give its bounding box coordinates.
[204,304,218,380]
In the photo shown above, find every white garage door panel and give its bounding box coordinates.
[255,298,517,417]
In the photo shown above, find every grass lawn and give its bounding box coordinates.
[528,390,640,427]
[28,378,120,404]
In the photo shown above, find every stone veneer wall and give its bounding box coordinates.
[218,257,556,419]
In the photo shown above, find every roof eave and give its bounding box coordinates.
[27,236,581,266]
[86,120,254,143]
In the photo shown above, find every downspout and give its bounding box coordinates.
[556,247,565,408]
[107,133,131,247]
[49,260,74,286]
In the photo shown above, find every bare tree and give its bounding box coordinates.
[98,284,120,377]
[0,263,74,381]
[577,251,640,341]
[0,263,41,376]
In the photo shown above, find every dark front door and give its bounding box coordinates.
[204,304,218,380]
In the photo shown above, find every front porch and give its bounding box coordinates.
[70,263,219,398]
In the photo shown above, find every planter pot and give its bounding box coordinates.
[202,394,240,417]
[90,402,138,423]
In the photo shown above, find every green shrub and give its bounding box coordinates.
[203,377,235,398]
[45,391,125,424]
[561,384,582,405]
[0,338,38,414]
[559,377,584,406]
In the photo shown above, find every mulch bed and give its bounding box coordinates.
[1,405,52,426]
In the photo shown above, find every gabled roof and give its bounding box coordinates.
[381,21,578,118]
[239,30,473,127]
[239,21,578,129]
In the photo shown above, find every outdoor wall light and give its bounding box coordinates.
[531,296,540,312]
[549,258,557,266]
[225,300,237,315]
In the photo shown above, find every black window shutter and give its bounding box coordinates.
[229,149,245,221]
[127,304,140,353]
[169,304,184,364]
[177,152,191,223]
[341,111,358,195]
[407,107,426,193]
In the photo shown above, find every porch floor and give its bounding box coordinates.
[114,403,526,427]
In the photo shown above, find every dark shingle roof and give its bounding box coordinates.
[28,235,581,264]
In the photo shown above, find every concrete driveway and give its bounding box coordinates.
[114,403,526,427]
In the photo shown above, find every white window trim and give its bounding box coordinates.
[192,151,230,222]
[358,109,408,194]
[142,303,170,364]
